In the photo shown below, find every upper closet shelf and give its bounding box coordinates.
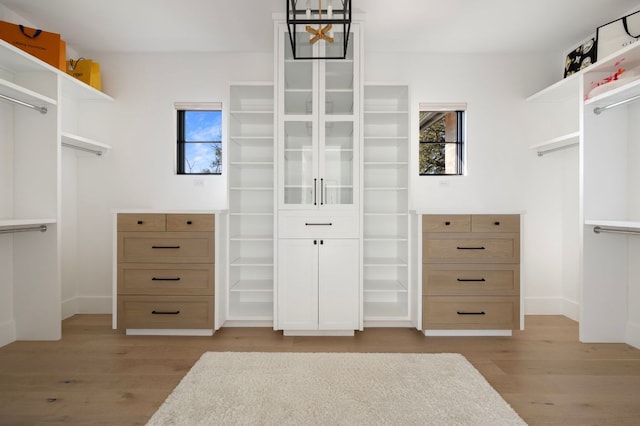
[61,132,111,156]
[0,39,113,102]
[0,77,56,109]
[529,131,580,156]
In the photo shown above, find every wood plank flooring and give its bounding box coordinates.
[1,315,640,425]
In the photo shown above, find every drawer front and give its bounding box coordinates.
[278,212,358,238]
[118,213,166,232]
[118,232,214,263]
[118,263,214,295]
[471,215,519,233]
[118,295,214,330]
[422,296,519,330]
[423,264,519,295]
[422,215,471,233]
[167,214,214,232]
[423,233,519,264]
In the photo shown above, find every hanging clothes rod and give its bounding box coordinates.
[593,225,640,236]
[61,142,103,156]
[537,143,578,157]
[593,94,640,115]
[0,93,47,114]
[0,224,47,235]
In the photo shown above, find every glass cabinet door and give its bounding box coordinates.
[321,121,353,206]
[283,121,316,206]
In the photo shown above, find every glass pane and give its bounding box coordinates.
[419,110,463,175]
[324,121,353,205]
[184,111,222,142]
[183,142,222,174]
[284,121,314,205]
[284,30,313,115]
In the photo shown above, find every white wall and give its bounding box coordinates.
[70,52,273,312]
[67,49,567,316]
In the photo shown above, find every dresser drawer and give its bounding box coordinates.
[118,232,214,263]
[471,215,519,233]
[422,215,471,233]
[278,212,358,238]
[422,296,519,330]
[118,295,214,329]
[167,214,214,232]
[423,264,519,295]
[118,213,166,232]
[422,233,519,264]
[118,263,214,295]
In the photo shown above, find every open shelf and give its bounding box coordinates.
[61,132,111,155]
[529,131,580,156]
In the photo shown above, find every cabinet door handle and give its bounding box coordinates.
[313,178,317,206]
[305,222,333,226]
[152,245,181,249]
[456,246,485,250]
[152,277,181,281]
[456,311,486,315]
[151,310,180,315]
[320,178,324,206]
[456,278,486,282]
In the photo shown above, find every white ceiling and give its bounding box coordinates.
[1,0,639,55]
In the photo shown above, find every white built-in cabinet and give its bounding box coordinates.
[224,83,275,326]
[362,85,416,326]
[527,41,640,347]
[274,22,361,334]
[0,39,112,345]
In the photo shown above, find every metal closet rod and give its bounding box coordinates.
[0,93,47,114]
[593,226,640,236]
[61,142,103,156]
[593,94,640,115]
[0,224,48,235]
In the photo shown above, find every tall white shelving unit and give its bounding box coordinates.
[0,39,112,345]
[224,83,275,326]
[362,84,415,327]
[527,41,640,347]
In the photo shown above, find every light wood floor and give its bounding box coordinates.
[1,315,640,425]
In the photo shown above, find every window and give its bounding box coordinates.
[419,104,466,175]
[176,103,222,174]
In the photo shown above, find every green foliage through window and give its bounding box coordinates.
[419,110,464,176]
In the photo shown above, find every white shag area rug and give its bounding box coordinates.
[147,352,526,426]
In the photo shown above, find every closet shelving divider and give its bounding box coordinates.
[226,83,275,325]
[362,84,413,325]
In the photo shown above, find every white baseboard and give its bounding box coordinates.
[524,297,563,315]
[626,321,640,349]
[61,296,113,318]
[0,320,16,348]
[562,299,580,321]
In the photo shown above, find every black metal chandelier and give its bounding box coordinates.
[286,0,352,60]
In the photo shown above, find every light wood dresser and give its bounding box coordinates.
[116,213,215,335]
[422,214,520,335]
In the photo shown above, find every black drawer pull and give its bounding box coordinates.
[152,277,181,281]
[305,222,333,226]
[152,310,180,315]
[445,221,451,226]
[152,245,181,249]
[457,278,486,282]
[456,246,485,250]
[137,220,143,225]
[187,221,193,225]
[494,221,501,226]
[457,311,486,315]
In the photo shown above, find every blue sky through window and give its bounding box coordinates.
[182,110,222,174]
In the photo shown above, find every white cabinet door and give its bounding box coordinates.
[277,238,319,330]
[277,238,358,331]
[318,238,359,330]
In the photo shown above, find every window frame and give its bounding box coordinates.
[418,103,466,176]
[175,102,223,175]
